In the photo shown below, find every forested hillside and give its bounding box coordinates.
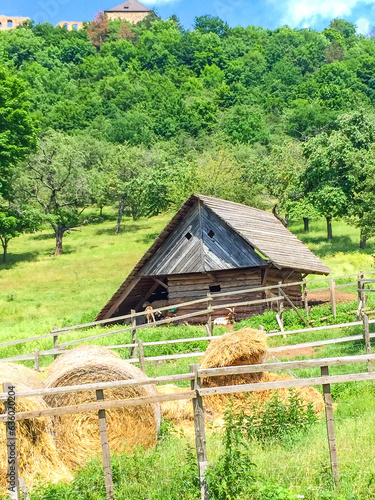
[1,14,375,257]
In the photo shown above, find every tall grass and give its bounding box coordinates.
[1,213,375,499]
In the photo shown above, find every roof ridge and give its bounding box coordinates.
[105,0,150,12]
[195,193,273,216]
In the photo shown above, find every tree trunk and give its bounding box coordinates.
[326,216,332,240]
[303,217,309,232]
[272,205,287,227]
[2,241,8,264]
[54,226,64,256]
[115,195,126,235]
[99,206,103,217]
[360,228,367,250]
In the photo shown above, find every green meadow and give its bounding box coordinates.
[1,214,375,500]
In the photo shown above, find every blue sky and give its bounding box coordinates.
[3,0,375,34]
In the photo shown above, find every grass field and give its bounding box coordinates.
[1,213,375,499]
[0,214,373,345]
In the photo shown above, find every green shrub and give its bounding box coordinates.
[244,389,317,444]
[206,401,257,500]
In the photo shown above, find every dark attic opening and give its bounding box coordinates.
[147,283,168,306]
[209,284,221,293]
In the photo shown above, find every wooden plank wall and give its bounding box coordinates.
[141,204,204,276]
[264,268,303,309]
[168,268,263,322]
[201,205,266,270]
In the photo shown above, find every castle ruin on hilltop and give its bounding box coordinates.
[104,0,150,23]
[0,0,150,31]
[0,15,30,30]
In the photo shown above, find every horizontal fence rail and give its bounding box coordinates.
[1,317,374,366]
[1,353,375,419]
[3,353,375,498]
[1,270,374,351]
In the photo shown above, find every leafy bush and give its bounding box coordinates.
[206,401,257,500]
[244,389,317,444]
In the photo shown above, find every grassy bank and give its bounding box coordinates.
[1,214,375,499]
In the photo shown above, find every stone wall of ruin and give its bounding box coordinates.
[105,11,149,23]
[56,21,84,31]
[0,15,30,30]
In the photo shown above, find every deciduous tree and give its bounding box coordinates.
[20,131,103,255]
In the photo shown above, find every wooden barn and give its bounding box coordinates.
[96,195,330,322]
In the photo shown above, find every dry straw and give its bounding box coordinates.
[44,345,161,468]
[0,363,72,495]
[200,328,324,414]
[201,328,268,388]
[157,384,193,423]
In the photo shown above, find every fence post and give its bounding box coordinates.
[363,313,372,373]
[321,366,340,487]
[130,310,137,358]
[329,279,337,318]
[96,389,115,500]
[360,270,366,308]
[302,279,309,319]
[18,478,30,500]
[34,349,40,372]
[190,364,209,500]
[52,326,59,360]
[4,381,19,500]
[138,339,146,373]
[277,282,285,338]
[356,271,365,320]
[206,293,213,337]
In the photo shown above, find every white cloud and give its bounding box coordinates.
[270,0,375,28]
[356,16,370,32]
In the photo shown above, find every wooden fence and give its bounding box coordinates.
[1,270,374,369]
[2,353,375,499]
[1,314,374,377]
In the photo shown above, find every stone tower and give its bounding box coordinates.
[104,0,150,23]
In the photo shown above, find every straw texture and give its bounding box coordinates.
[201,328,268,388]
[199,328,324,414]
[44,345,161,468]
[0,363,72,494]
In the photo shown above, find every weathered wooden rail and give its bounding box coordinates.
[1,270,372,354]
[2,353,375,499]
[1,315,374,371]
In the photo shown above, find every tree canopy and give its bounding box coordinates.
[2,14,375,255]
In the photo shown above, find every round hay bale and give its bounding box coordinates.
[199,329,324,416]
[201,328,268,387]
[157,384,193,422]
[44,345,161,468]
[0,363,72,495]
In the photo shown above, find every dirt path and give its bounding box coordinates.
[268,346,319,359]
[307,290,356,304]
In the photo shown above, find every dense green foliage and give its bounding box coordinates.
[2,16,375,255]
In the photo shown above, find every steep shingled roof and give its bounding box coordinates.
[96,195,330,320]
[197,195,330,274]
[105,0,150,12]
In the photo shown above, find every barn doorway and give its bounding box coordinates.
[146,278,168,309]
